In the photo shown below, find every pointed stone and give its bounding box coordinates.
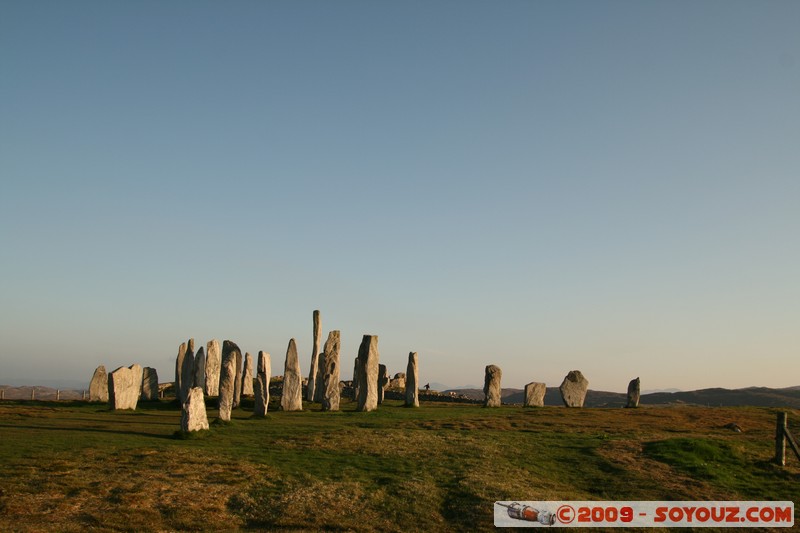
[109,364,143,410]
[233,350,243,408]
[483,365,502,407]
[88,365,108,402]
[193,347,206,394]
[176,338,195,404]
[626,377,640,408]
[356,335,379,412]
[377,364,388,404]
[560,370,589,407]
[306,310,321,401]
[254,351,271,416]
[280,339,303,411]
[405,353,419,407]
[218,340,240,421]
[524,382,546,407]
[175,342,187,401]
[141,367,159,401]
[242,352,254,396]
[181,387,209,432]
[321,330,341,411]
[205,339,221,397]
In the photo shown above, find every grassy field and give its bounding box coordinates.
[0,398,798,531]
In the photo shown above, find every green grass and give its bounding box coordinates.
[0,399,798,531]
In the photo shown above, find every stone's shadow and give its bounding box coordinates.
[0,423,175,440]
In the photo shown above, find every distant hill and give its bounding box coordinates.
[443,386,800,408]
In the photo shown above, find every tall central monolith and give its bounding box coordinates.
[306,310,321,401]
[281,338,303,411]
[356,335,379,412]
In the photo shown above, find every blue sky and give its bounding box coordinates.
[1,1,798,392]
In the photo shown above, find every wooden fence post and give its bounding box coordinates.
[776,412,787,466]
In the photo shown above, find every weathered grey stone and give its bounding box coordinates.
[175,341,187,401]
[141,367,159,401]
[88,365,108,402]
[524,382,546,407]
[559,370,589,407]
[233,350,243,408]
[321,330,341,411]
[280,338,303,411]
[313,349,326,402]
[483,365,502,407]
[306,309,321,401]
[389,372,406,390]
[218,340,239,421]
[181,387,209,432]
[205,339,221,397]
[377,364,389,404]
[193,347,206,394]
[242,352,254,396]
[356,335,379,412]
[253,351,271,416]
[405,353,419,407]
[626,377,640,408]
[109,364,143,410]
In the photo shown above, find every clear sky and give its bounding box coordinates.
[1,1,798,392]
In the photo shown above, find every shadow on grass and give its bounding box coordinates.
[0,423,174,440]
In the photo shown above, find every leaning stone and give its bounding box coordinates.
[377,364,389,404]
[321,330,341,411]
[205,339,221,397]
[253,351,271,416]
[280,339,303,411]
[233,350,243,408]
[560,370,589,407]
[108,364,143,410]
[356,335,379,412]
[307,309,321,401]
[176,339,195,404]
[218,340,240,421]
[193,347,206,394]
[141,367,159,401]
[626,377,640,408]
[483,365,502,407]
[405,353,419,407]
[242,352,254,396]
[524,382,546,407]
[181,387,209,432]
[88,365,108,402]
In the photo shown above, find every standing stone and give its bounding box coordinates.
[88,365,108,402]
[313,349,326,402]
[524,382,546,407]
[205,339,221,397]
[253,351,271,416]
[626,377,640,408]
[181,387,209,432]
[108,364,143,410]
[306,310,321,401]
[483,365,502,407]
[352,357,361,400]
[193,347,206,394]
[242,352,254,396]
[391,372,406,390]
[321,330,341,411]
[233,350,243,408]
[356,335,379,412]
[141,367,159,401]
[559,370,589,407]
[280,338,303,411]
[176,339,195,404]
[405,353,419,407]
[218,340,240,421]
[377,364,389,404]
